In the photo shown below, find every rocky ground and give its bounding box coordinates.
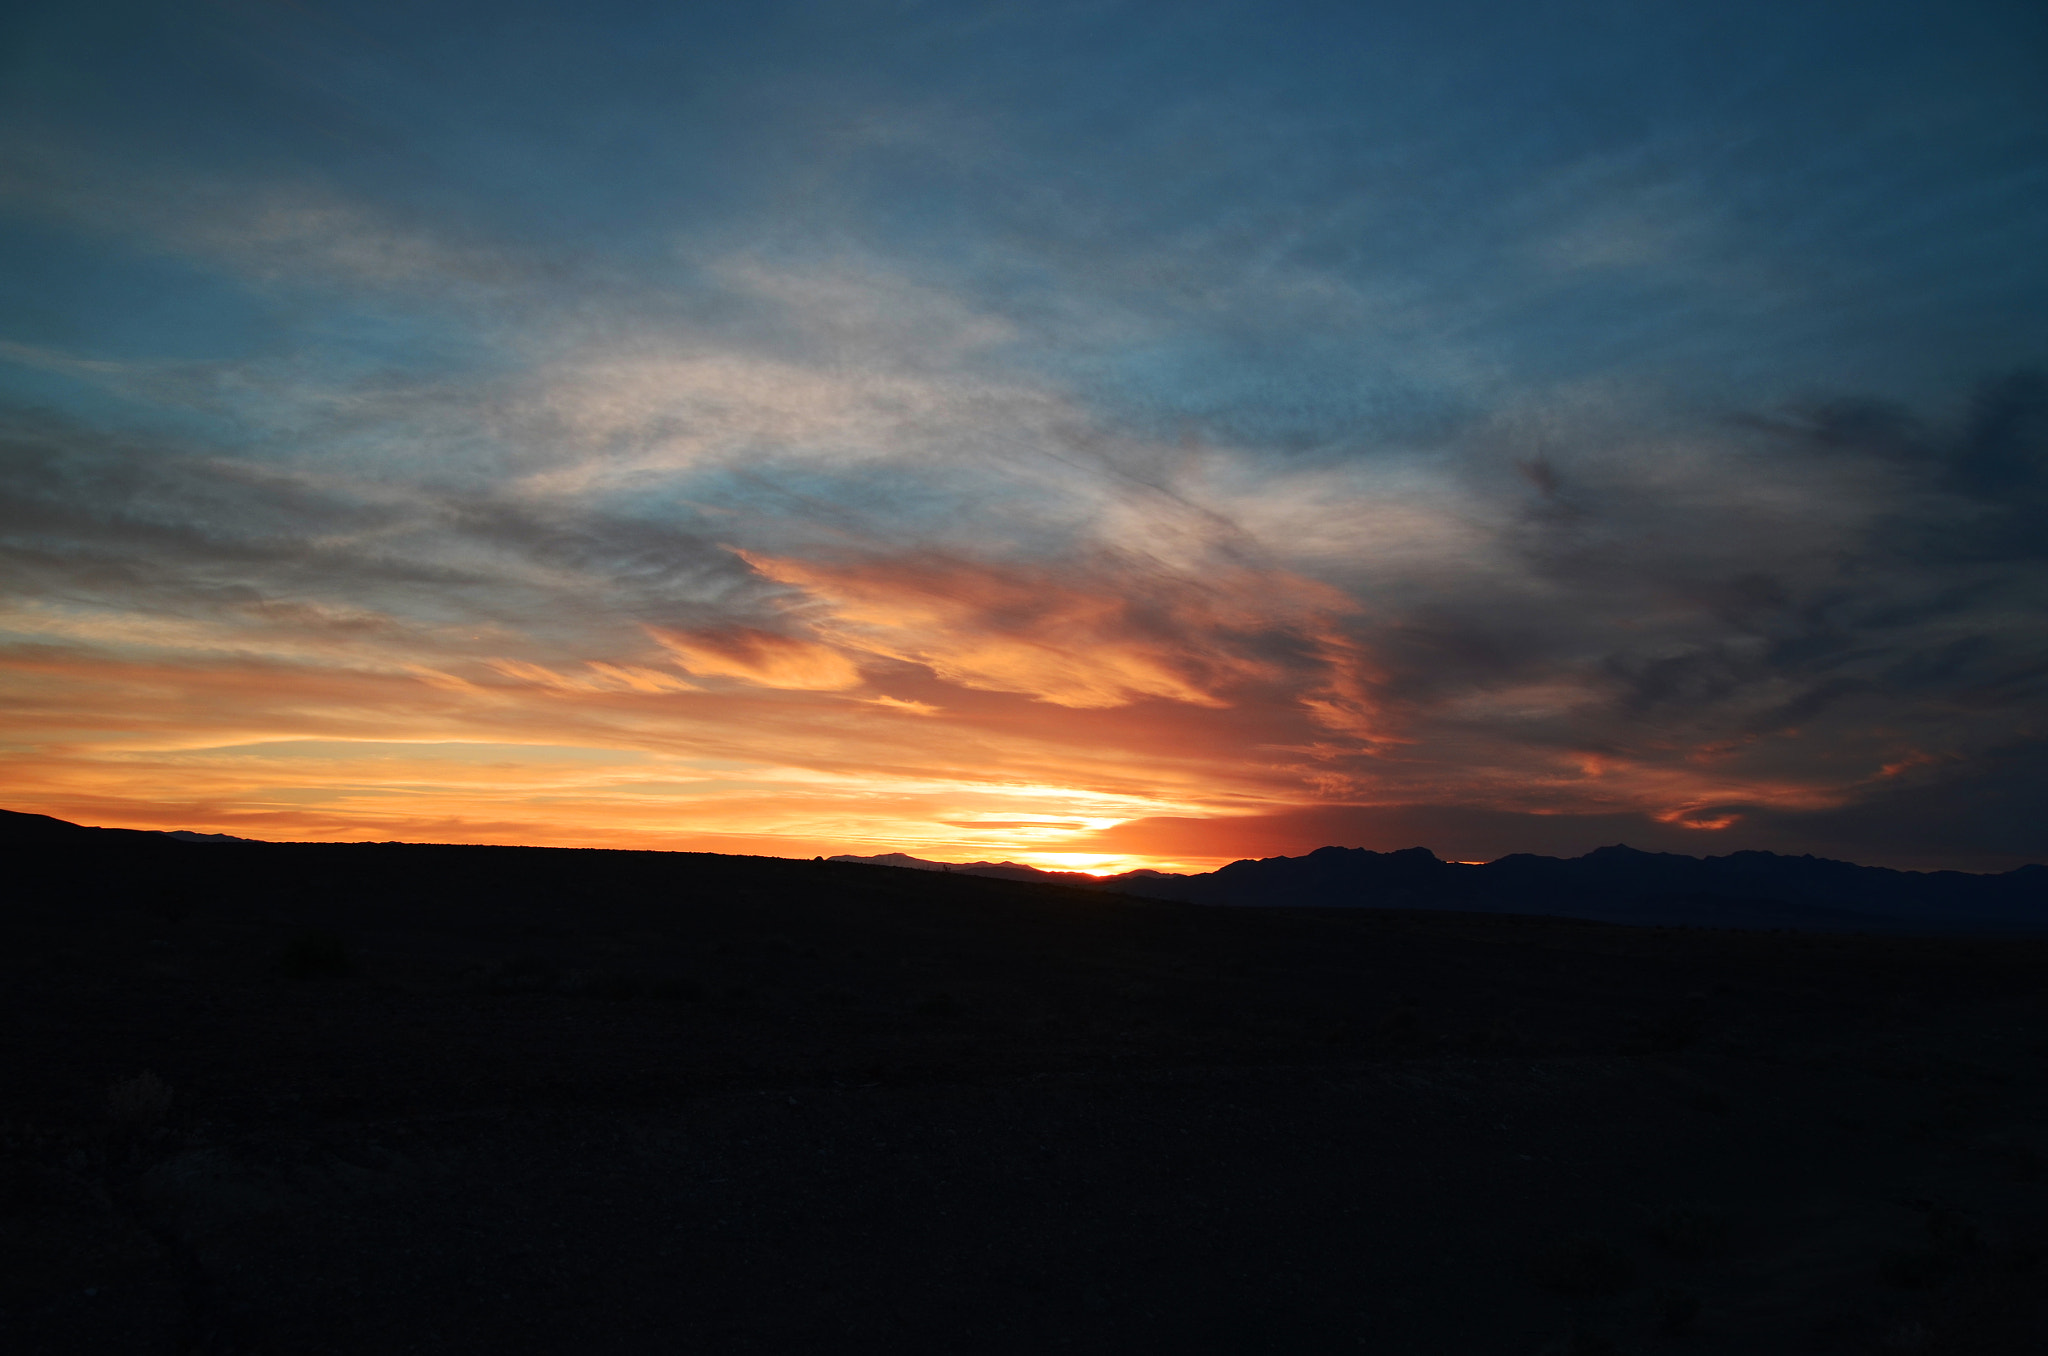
[4,836,2046,1353]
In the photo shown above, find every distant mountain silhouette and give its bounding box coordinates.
[0,808,172,846]
[0,810,262,845]
[840,840,2047,933]
[6,809,2041,934]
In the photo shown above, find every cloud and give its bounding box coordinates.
[581,661,700,694]
[1,0,2043,879]
[737,546,1361,711]
[2,147,2043,872]
[0,141,517,295]
[485,658,699,694]
[864,694,942,715]
[647,625,863,691]
[7,358,2044,870]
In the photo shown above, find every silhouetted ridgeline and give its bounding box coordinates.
[837,844,2048,933]
[5,808,2041,934]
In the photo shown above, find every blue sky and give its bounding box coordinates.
[2,0,2044,868]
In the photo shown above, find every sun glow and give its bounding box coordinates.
[1003,852,1137,875]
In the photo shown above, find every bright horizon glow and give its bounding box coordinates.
[1002,853,1139,876]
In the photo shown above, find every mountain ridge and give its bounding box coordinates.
[835,840,2047,933]
[7,809,2041,934]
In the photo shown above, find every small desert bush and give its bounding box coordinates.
[1653,1286,1701,1336]
[1626,1007,1703,1054]
[1987,1139,2042,1182]
[148,884,199,925]
[1374,1007,1420,1042]
[914,991,962,1018]
[478,952,556,993]
[561,970,662,1000]
[1531,1234,1636,1296]
[1470,1018,1527,1053]
[279,929,353,978]
[1878,1319,1932,1350]
[1879,1247,1956,1289]
[1879,1206,1980,1289]
[1649,1206,1730,1260]
[560,969,617,998]
[106,1072,173,1146]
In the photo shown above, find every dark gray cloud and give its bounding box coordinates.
[0,407,768,659]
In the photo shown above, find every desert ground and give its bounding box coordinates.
[5,824,2046,1353]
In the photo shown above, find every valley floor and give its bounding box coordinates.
[5,839,2045,1353]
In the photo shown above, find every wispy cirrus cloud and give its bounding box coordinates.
[5,328,2045,867]
[648,625,864,692]
[0,139,519,295]
[735,548,1332,710]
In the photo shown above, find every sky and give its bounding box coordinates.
[1,0,2045,872]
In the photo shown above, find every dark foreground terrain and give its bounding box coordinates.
[5,812,2047,1354]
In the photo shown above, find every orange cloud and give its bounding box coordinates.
[486,658,585,689]
[738,548,1354,711]
[0,623,1982,873]
[1654,805,1743,831]
[864,694,942,715]
[582,661,699,694]
[0,506,1991,874]
[488,658,699,694]
[647,625,863,691]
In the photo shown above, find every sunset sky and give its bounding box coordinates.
[2,1,2044,871]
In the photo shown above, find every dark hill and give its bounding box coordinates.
[5,809,2046,1354]
[67,815,2035,932]
[829,836,2048,934]
[1100,843,2048,933]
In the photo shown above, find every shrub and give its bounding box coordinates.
[480,952,555,993]
[915,991,962,1018]
[1653,1287,1701,1335]
[149,885,199,925]
[279,929,353,978]
[1879,1206,1980,1288]
[1649,1207,1730,1260]
[1878,1247,1954,1289]
[1531,1235,1635,1296]
[561,970,647,1000]
[106,1072,173,1130]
